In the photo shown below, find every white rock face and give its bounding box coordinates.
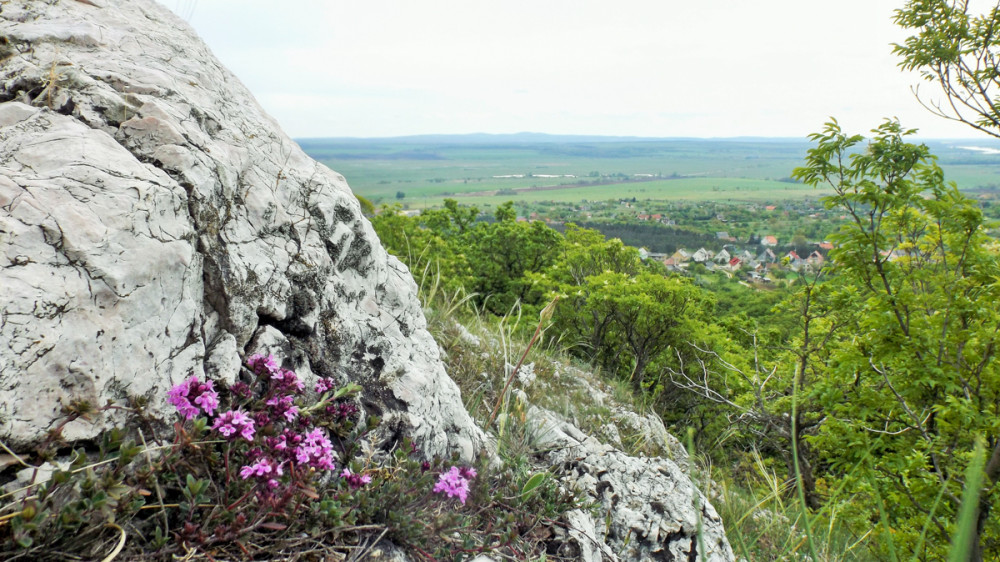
[531,407,735,562]
[0,0,482,460]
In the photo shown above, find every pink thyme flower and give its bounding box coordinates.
[314,377,336,394]
[229,382,252,399]
[167,376,219,420]
[341,468,372,489]
[239,458,284,481]
[267,429,304,463]
[271,368,304,393]
[240,459,272,479]
[326,401,358,421]
[294,427,335,471]
[247,353,280,376]
[212,410,256,441]
[433,466,474,504]
[266,394,299,422]
[253,411,271,427]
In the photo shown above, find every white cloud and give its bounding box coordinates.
[163,0,985,139]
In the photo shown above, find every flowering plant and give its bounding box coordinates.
[166,354,357,496]
[166,375,219,419]
[433,465,477,504]
[4,351,584,560]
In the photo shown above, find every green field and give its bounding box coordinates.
[298,134,1000,209]
[447,177,828,207]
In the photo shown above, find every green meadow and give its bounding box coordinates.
[298,134,1000,209]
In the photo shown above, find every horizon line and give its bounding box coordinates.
[293,131,996,143]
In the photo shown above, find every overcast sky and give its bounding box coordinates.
[162,0,989,140]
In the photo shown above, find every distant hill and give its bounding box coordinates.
[296,132,998,146]
[295,132,808,146]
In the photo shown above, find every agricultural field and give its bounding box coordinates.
[298,134,1000,210]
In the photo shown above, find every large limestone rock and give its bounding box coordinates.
[0,0,482,460]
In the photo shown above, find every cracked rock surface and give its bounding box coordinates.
[0,0,483,460]
[531,406,735,562]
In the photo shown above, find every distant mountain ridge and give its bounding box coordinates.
[295,132,998,146]
[296,132,808,146]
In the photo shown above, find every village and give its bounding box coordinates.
[499,197,843,283]
[640,238,831,282]
[394,195,845,283]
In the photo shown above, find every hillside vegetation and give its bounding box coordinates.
[369,117,1000,560]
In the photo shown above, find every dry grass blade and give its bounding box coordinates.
[100,523,127,562]
[487,296,558,428]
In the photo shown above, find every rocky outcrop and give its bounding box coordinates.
[532,407,734,562]
[0,0,482,460]
[438,323,736,561]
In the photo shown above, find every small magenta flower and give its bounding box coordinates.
[433,466,474,504]
[314,377,336,394]
[267,429,303,459]
[266,394,299,422]
[253,411,271,427]
[167,375,219,420]
[212,410,256,441]
[326,401,358,421]
[247,353,280,376]
[240,459,272,479]
[239,458,284,481]
[271,368,304,393]
[294,427,335,471]
[341,468,372,489]
[229,381,252,399]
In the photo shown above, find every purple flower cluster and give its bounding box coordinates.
[168,354,369,496]
[212,410,256,441]
[271,368,305,393]
[229,381,252,399]
[235,355,338,479]
[314,377,337,394]
[167,376,219,420]
[266,394,299,422]
[294,428,336,470]
[248,353,305,393]
[433,466,477,504]
[326,401,359,421]
[341,468,372,489]
[257,427,335,476]
[247,353,279,376]
[268,427,327,459]
[239,458,284,488]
